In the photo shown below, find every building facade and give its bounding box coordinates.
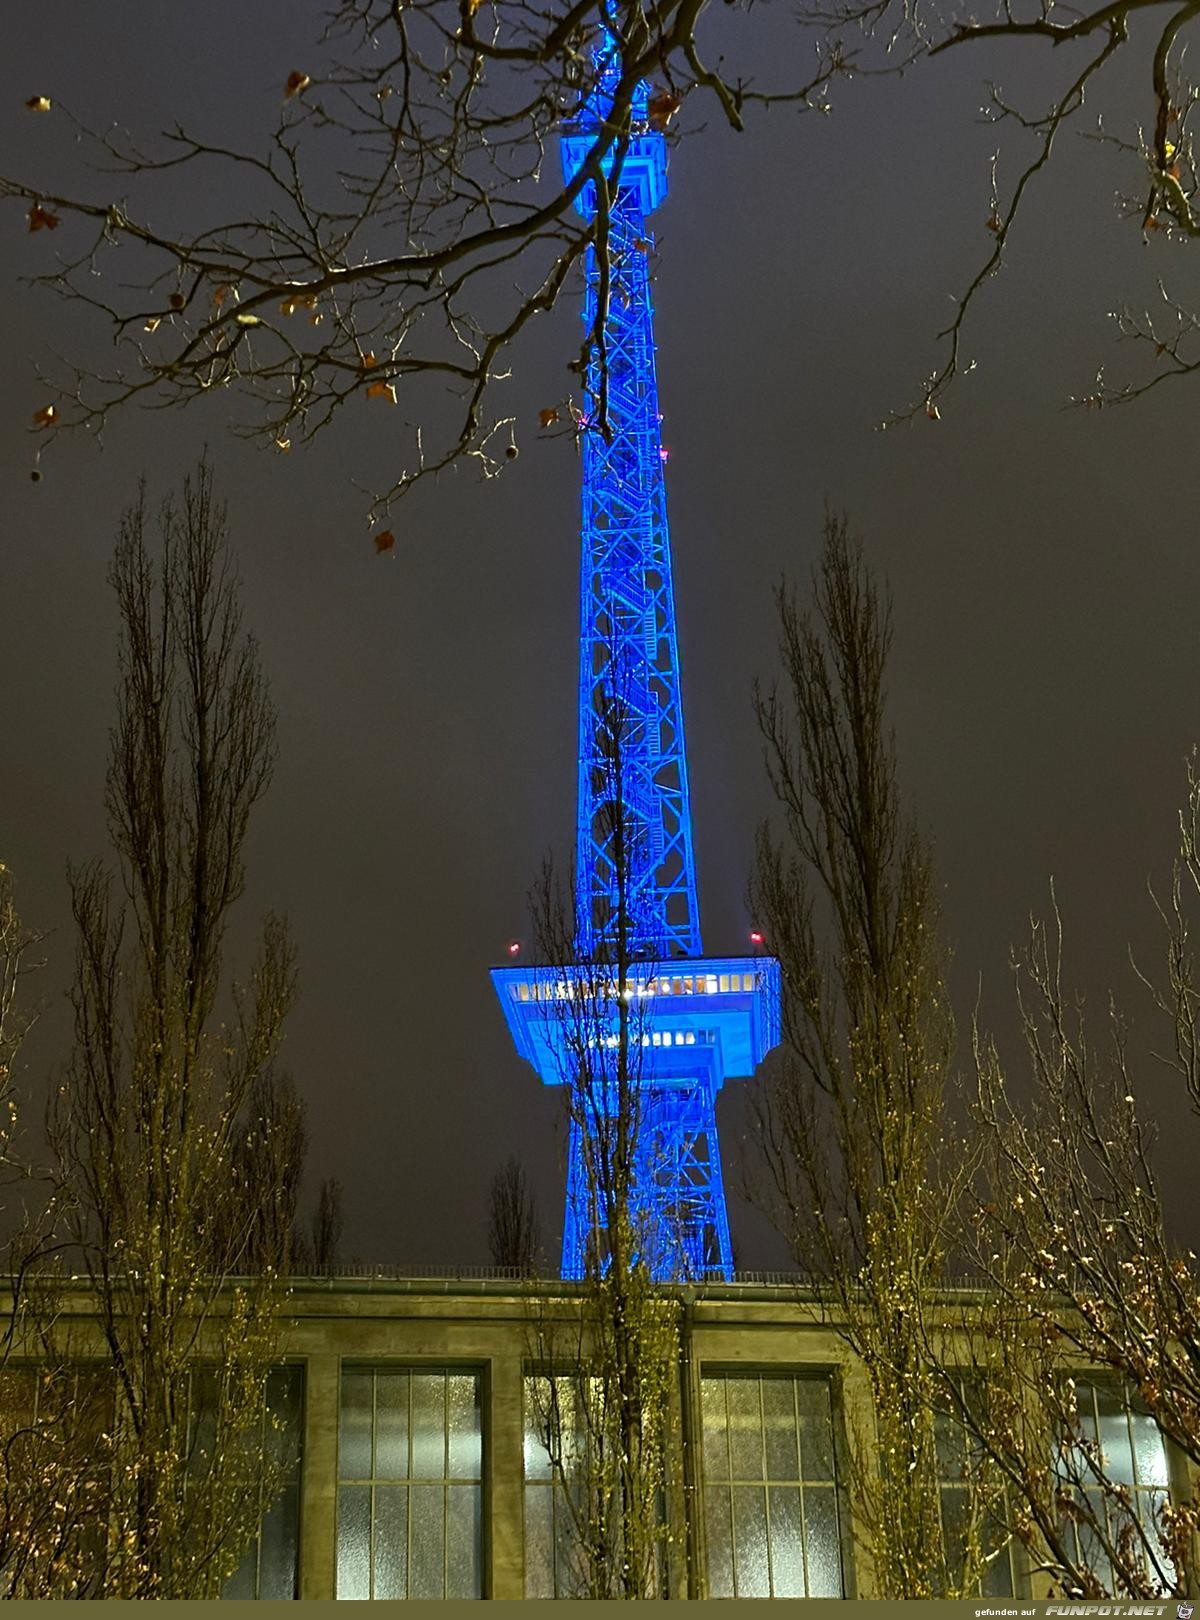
[193,1274,1193,1600]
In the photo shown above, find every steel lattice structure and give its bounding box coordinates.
[563,70,699,962]
[492,48,780,1281]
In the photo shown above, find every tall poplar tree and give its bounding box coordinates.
[751,513,998,1598]
[45,460,303,1597]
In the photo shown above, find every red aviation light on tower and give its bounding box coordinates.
[507,941,521,957]
[749,931,765,948]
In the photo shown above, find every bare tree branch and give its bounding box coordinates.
[3,3,842,521]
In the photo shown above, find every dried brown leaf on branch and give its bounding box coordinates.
[373,529,396,553]
[26,204,59,232]
[32,404,57,427]
[366,380,397,404]
[647,90,682,130]
[284,71,310,99]
[24,96,51,113]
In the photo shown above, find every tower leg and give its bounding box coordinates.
[560,1087,733,1282]
[561,1118,587,1281]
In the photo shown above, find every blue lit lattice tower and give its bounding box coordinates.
[492,48,780,1280]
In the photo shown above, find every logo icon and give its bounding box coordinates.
[1177,1604,1193,1619]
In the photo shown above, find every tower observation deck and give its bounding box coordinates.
[492,44,780,1281]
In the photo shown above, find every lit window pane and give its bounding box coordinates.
[1142,1487,1173,1583]
[1074,1384,1099,1449]
[804,1486,844,1597]
[796,1379,835,1482]
[700,1378,728,1482]
[447,1485,481,1598]
[935,1404,966,1478]
[409,1483,446,1598]
[768,1485,805,1597]
[524,1418,553,1481]
[337,1485,372,1600]
[935,1377,1016,1599]
[448,1375,481,1479]
[267,1366,303,1469]
[763,1379,799,1480]
[259,1483,301,1599]
[373,1485,408,1599]
[732,1484,770,1597]
[706,1482,734,1598]
[727,1378,764,1480]
[1131,1409,1170,1488]
[1095,1386,1136,1484]
[223,1553,255,1600]
[340,1371,373,1480]
[940,1483,970,1584]
[1077,1496,1115,1594]
[982,1515,1016,1599]
[411,1375,447,1480]
[375,1372,410,1479]
[557,1489,587,1596]
[524,1481,555,1598]
[221,1363,304,1600]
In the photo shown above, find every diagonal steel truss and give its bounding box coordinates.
[568,85,701,963]
[491,51,776,1281]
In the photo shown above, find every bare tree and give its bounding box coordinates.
[747,513,1200,1597]
[0,868,38,1086]
[874,0,1200,419]
[231,1072,308,1275]
[311,1177,345,1277]
[956,813,1200,1596]
[0,872,113,1598]
[487,1155,542,1274]
[41,458,302,1597]
[1,8,839,518]
[7,0,1192,467]
[0,865,44,1203]
[750,512,999,1598]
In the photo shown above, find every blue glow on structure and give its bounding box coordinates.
[491,46,781,1281]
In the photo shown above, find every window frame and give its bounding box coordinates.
[520,1366,670,1599]
[695,1364,850,1600]
[1055,1375,1178,1596]
[335,1361,486,1601]
[219,1360,306,1601]
[932,1371,1025,1600]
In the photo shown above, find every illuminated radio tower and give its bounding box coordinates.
[493,46,779,1280]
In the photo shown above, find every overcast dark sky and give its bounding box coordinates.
[2,6,1197,1268]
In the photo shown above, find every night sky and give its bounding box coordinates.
[2,6,1197,1267]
